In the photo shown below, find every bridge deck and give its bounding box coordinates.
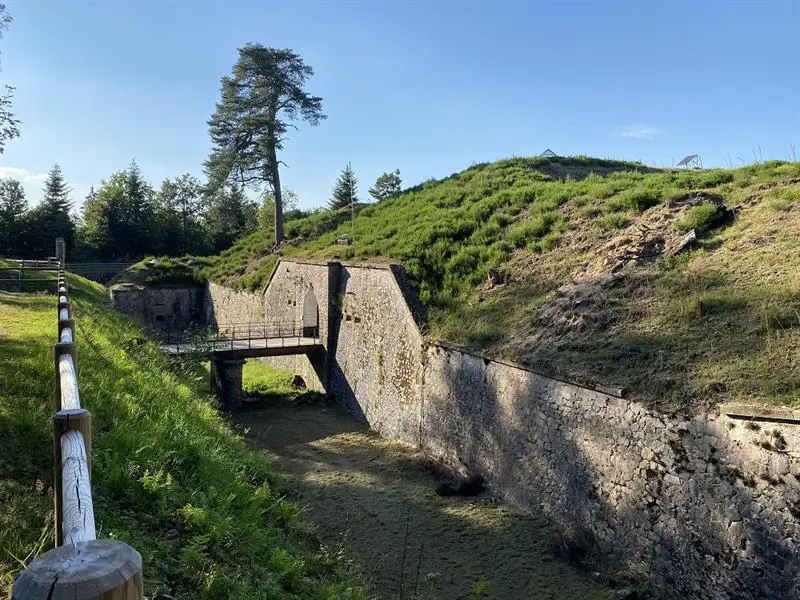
[160,336,322,359]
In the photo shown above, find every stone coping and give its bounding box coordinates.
[428,340,625,399]
[720,402,800,424]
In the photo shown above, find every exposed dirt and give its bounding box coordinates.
[233,401,613,600]
[499,191,732,386]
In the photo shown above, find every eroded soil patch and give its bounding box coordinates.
[233,401,612,599]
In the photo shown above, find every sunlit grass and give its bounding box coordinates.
[118,158,800,412]
[0,277,363,599]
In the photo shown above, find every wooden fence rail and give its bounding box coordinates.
[12,269,143,600]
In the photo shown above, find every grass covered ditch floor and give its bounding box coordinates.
[234,369,616,600]
[0,276,363,599]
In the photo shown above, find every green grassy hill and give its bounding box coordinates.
[0,277,362,599]
[132,156,800,412]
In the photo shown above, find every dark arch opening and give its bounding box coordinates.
[302,289,319,338]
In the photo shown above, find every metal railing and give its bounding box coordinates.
[159,321,321,354]
[12,269,143,600]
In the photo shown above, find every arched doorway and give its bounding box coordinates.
[302,289,319,338]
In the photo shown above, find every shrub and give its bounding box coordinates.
[675,203,725,232]
[507,212,562,248]
[605,188,662,213]
[597,213,630,230]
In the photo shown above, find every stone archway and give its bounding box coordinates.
[302,288,319,338]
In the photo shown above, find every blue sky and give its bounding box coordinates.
[1,0,798,210]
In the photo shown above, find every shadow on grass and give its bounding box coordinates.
[233,401,614,600]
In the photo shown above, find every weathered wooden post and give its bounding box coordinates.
[11,540,143,600]
[54,342,78,411]
[53,408,92,546]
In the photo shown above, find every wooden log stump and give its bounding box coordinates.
[11,540,142,600]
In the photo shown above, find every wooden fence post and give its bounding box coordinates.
[54,342,77,412]
[53,408,92,547]
[11,540,143,600]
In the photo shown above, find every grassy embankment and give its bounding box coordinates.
[0,276,363,599]
[124,156,800,412]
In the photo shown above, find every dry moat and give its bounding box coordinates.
[232,399,615,600]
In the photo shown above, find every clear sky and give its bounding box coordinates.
[1,0,798,210]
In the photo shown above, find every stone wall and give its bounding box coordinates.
[261,260,338,391]
[329,264,425,443]
[204,260,800,598]
[204,282,265,327]
[110,283,204,331]
[421,344,800,599]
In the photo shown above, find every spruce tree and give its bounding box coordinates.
[329,164,358,210]
[24,164,75,256]
[42,164,72,212]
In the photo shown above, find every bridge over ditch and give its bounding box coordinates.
[159,321,323,410]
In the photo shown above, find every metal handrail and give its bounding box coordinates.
[158,321,320,354]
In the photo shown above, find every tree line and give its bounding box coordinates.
[1,37,404,262]
[0,160,403,261]
[0,163,260,260]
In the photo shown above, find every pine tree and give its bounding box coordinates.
[369,169,402,201]
[42,164,72,212]
[205,44,325,245]
[329,164,358,210]
[23,164,75,257]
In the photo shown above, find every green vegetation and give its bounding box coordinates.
[121,255,214,286]
[675,202,724,232]
[124,156,800,412]
[0,160,261,262]
[329,164,359,210]
[205,44,325,245]
[242,361,304,398]
[0,277,362,598]
[194,156,749,297]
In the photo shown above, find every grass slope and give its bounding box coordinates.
[127,156,800,412]
[0,277,362,599]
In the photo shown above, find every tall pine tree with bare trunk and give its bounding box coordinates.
[204,44,325,245]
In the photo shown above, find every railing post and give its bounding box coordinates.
[58,319,75,341]
[54,342,77,412]
[11,539,143,600]
[52,408,92,547]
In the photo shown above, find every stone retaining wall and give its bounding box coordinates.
[199,260,800,598]
[204,282,265,327]
[109,283,204,331]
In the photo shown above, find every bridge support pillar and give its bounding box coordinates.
[210,357,246,411]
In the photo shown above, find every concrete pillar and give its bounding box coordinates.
[210,358,246,411]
